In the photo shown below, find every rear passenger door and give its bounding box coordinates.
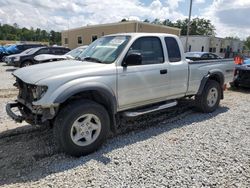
[117,36,171,109]
[164,37,189,97]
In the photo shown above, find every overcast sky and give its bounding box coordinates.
[0,0,249,39]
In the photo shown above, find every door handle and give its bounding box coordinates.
[160,69,168,74]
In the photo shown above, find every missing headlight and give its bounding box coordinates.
[31,85,48,101]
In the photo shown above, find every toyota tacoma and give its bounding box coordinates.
[6,33,235,156]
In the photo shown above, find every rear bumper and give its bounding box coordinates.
[6,103,24,123]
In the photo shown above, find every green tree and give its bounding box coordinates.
[146,17,216,36]
[0,23,61,44]
[245,36,250,50]
[120,18,127,22]
[151,18,161,25]
[162,19,174,27]
[189,18,215,35]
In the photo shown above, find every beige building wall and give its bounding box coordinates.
[61,21,181,49]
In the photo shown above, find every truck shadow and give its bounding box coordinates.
[228,86,250,93]
[0,105,229,186]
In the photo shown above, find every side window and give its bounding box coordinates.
[202,54,209,59]
[128,37,164,65]
[164,37,181,62]
[62,49,70,54]
[36,48,49,55]
[52,48,65,55]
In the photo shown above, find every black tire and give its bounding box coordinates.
[195,80,221,113]
[53,99,110,157]
[20,61,32,68]
[1,56,6,62]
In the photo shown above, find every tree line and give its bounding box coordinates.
[0,23,61,45]
[121,17,216,36]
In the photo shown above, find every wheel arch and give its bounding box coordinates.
[54,84,117,132]
[19,59,34,67]
[197,71,224,99]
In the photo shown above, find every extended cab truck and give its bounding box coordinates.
[6,33,235,156]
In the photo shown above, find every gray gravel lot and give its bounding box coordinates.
[0,63,249,187]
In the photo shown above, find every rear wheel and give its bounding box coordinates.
[195,80,221,113]
[53,99,110,157]
[21,61,32,67]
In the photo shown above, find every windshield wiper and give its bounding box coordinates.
[83,57,103,63]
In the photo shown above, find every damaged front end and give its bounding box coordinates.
[6,77,58,125]
[232,65,250,87]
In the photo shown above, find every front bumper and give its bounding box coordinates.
[232,68,250,87]
[6,103,24,123]
[6,101,57,124]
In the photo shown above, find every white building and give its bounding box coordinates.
[180,35,244,57]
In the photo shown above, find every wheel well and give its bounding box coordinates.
[60,90,117,132]
[209,74,223,86]
[20,59,33,67]
[197,73,224,98]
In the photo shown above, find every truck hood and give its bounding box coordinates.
[13,60,112,84]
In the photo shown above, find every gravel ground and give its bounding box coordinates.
[0,63,249,187]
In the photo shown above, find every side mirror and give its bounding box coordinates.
[122,52,142,67]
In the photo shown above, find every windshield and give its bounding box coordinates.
[66,46,88,58]
[25,47,41,55]
[78,35,130,63]
[20,48,33,54]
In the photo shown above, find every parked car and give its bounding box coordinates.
[34,45,88,63]
[230,58,250,88]
[185,52,222,61]
[13,46,70,67]
[6,33,235,156]
[0,44,13,61]
[4,48,34,66]
[1,43,45,62]
[3,44,45,60]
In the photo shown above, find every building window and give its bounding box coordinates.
[201,46,204,52]
[77,36,83,44]
[102,32,104,36]
[209,48,212,52]
[213,48,216,53]
[92,35,98,42]
[189,45,191,52]
[64,38,68,45]
[220,48,223,53]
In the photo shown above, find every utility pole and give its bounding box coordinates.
[185,0,193,52]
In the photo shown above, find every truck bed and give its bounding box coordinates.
[186,58,235,95]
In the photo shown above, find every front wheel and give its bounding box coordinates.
[195,80,221,113]
[53,99,110,157]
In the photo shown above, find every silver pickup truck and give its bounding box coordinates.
[6,33,235,156]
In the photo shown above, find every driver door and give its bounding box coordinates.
[117,36,170,110]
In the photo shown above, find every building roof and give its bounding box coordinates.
[105,32,178,38]
[62,21,181,33]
